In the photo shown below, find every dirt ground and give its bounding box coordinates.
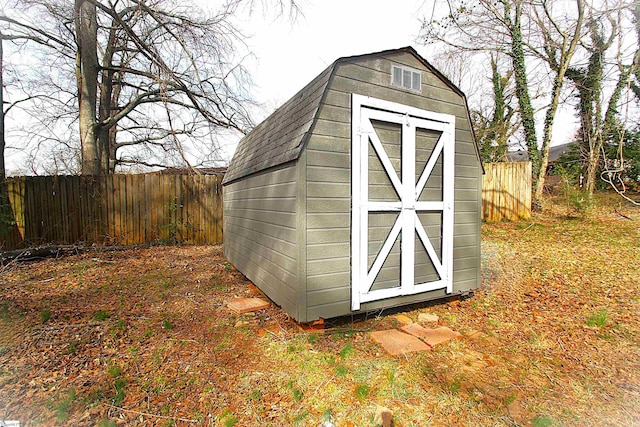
[0,194,639,426]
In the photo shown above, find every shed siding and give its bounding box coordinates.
[304,52,481,320]
[224,162,299,317]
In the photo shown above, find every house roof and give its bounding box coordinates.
[223,46,478,185]
[148,167,227,175]
[506,143,575,164]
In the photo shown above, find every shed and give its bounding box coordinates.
[223,47,482,322]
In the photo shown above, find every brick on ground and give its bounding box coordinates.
[401,324,462,347]
[418,313,439,324]
[370,329,430,356]
[394,314,414,326]
[227,297,270,314]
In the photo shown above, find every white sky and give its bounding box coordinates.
[219,0,578,162]
[4,0,581,173]
[236,0,429,111]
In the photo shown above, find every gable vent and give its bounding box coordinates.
[391,65,421,92]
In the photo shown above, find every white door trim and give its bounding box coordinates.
[351,94,455,311]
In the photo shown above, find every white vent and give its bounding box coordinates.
[391,65,421,92]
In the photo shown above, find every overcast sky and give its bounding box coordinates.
[222,0,577,161]
[235,0,430,115]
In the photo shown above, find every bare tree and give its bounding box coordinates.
[421,0,585,209]
[565,2,639,196]
[1,0,297,175]
[530,0,584,203]
[473,54,518,163]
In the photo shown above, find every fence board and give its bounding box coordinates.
[482,162,532,222]
[0,174,224,250]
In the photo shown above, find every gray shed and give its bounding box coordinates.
[223,47,482,322]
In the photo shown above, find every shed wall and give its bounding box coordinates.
[304,52,481,321]
[223,162,300,318]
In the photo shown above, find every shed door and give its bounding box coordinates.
[351,94,455,311]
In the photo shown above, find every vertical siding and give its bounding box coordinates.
[304,52,481,320]
[223,163,299,318]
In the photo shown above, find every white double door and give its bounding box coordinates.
[351,94,455,310]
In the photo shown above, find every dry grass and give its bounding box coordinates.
[0,192,639,426]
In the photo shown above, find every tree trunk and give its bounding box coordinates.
[534,0,584,205]
[75,0,100,175]
[0,33,5,181]
[584,144,600,195]
[508,2,539,188]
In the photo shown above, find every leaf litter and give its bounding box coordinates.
[0,194,639,426]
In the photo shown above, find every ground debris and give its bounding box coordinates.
[0,194,639,426]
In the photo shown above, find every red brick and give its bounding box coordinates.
[401,324,462,347]
[370,329,430,356]
[227,297,270,314]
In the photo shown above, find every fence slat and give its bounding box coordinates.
[482,162,532,222]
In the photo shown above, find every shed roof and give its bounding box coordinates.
[223,46,476,185]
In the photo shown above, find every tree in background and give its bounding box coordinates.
[529,0,584,204]
[421,1,640,209]
[559,2,640,197]
[472,54,517,163]
[421,1,547,200]
[0,0,297,175]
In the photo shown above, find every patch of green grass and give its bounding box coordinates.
[339,342,354,359]
[449,380,462,393]
[487,318,503,328]
[354,384,370,400]
[110,318,127,338]
[113,378,126,405]
[532,415,555,427]
[307,333,319,344]
[422,364,435,378]
[107,364,126,405]
[293,410,309,425]
[586,309,608,328]
[83,386,106,406]
[97,419,117,427]
[335,364,348,377]
[219,409,238,427]
[67,341,79,354]
[292,388,304,401]
[40,308,51,324]
[55,388,76,421]
[108,365,122,378]
[162,318,174,330]
[93,310,110,321]
[0,301,9,320]
[285,380,304,401]
[160,277,176,290]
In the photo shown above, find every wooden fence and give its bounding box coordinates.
[0,174,223,250]
[0,164,532,250]
[482,162,532,222]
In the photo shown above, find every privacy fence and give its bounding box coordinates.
[0,174,223,251]
[0,163,530,250]
[481,162,532,222]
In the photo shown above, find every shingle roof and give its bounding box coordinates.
[222,62,334,184]
[223,47,478,184]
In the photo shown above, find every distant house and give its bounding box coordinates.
[506,142,575,166]
[222,47,483,322]
[149,167,227,175]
